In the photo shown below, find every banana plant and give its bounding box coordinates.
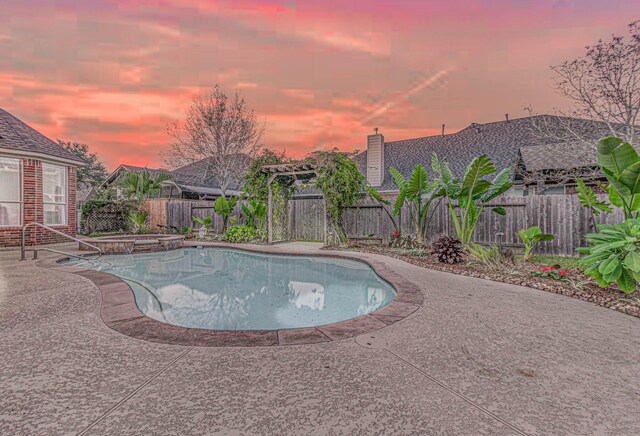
[192,216,213,236]
[434,154,513,244]
[596,137,640,219]
[214,195,240,233]
[388,164,441,243]
[517,226,555,260]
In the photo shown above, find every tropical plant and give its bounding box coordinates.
[129,210,149,234]
[595,137,640,219]
[192,216,213,237]
[213,195,240,233]
[517,226,555,260]
[388,164,442,244]
[578,219,640,294]
[433,154,512,244]
[432,236,464,264]
[121,170,172,203]
[225,224,257,243]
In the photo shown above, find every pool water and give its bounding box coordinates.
[67,248,396,330]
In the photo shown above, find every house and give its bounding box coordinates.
[354,114,633,197]
[96,158,246,201]
[0,108,84,247]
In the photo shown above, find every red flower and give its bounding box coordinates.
[559,271,567,276]
[549,265,556,270]
[393,231,400,237]
[542,267,550,273]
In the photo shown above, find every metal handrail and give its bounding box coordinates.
[20,222,103,261]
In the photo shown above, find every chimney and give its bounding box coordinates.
[442,124,445,136]
[366,128,384,186]
[505,113,509,122]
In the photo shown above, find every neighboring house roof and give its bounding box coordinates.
[353,115,630,190]
[171,155,252,192]
[102,164,170,185]
[0,108,84,165]
[99,155,251,198]
[518,142,597,172]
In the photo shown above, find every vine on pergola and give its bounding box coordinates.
[259,149,366,245]
[307,149,366,244]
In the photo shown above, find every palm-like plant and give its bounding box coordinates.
[121,170,172,203]
[433,154,512,244]
[388,164,441,243]
[129,210,149,234]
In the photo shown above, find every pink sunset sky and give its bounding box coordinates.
[1,0,639,171]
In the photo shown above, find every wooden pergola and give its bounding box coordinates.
[261,162,326,244]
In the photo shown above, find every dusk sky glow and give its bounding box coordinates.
[1,0,639,170]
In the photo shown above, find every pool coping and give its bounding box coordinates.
[36,243,424,347]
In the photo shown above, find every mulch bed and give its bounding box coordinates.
[327,245,640,319]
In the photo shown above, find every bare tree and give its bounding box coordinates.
[164,85,265,198]
[522,21,640,187]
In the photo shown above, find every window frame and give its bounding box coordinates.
[0,156,23,227]
[42,162,68,226]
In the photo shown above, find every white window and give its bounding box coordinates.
[42,163,67,225]
[0,157,21,226]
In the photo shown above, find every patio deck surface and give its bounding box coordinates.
[1,242,639,435]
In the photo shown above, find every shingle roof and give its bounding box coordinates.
[171,155,252,192]
[353,115,628,190]
[518,142,597,171]
[0,108,84,164]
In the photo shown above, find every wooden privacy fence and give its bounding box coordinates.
[145,199,244,234]
[147,194,625,256]
[290,194,625,256]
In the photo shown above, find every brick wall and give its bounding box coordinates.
[0,158,78,247]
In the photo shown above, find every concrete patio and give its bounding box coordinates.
[1,242,639,435]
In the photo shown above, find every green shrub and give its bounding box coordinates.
[225,225,257,243]
[578,219,640,294]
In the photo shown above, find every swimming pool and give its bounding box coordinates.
[66,248,396,331]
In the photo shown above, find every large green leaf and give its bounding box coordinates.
[366,186,391,206]
[619,161,640,194]
[392,189,406,217]
[389,166,407,191]
[617,268,637,294]
[491,206,506,215]
[597,137,638,177]
[598,256,620,275]
[482,168,513,202]
[406,164,429,199]
[624,250,640,272]
[462,155,495,192]
[576,178,612,216]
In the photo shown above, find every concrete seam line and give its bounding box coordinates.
[383,348,529,436]
[76,347,194,435]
